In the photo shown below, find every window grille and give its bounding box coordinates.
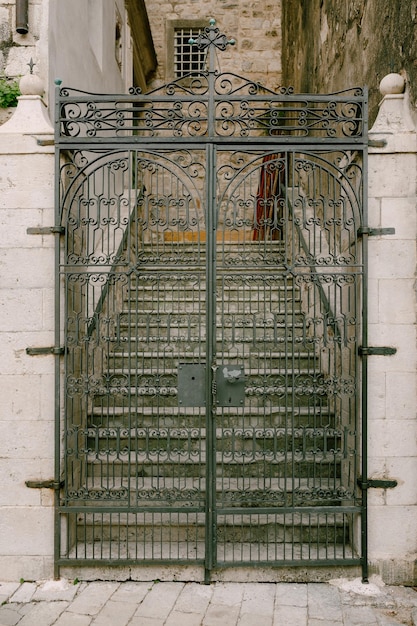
[174,27,205,77]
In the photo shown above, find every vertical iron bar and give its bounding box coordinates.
[205,142,216,582]
[360,91,369,582]
[54,83,62,579]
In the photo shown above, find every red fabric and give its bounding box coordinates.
[253,154,283,241]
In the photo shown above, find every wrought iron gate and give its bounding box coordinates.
[55,21,368,579]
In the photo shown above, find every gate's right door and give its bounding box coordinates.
[211,147,361,568]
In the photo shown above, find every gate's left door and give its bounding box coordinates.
[60,147,211,566]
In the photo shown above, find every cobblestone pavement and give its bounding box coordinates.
[0,578,416,626]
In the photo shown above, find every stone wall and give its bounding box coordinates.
[0,96,55,580]
[144,0,282,91]
[366,79,417,584]
[0,0,48,84]
[282,0,417,125]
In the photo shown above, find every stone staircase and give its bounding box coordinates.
[72,241,350,564]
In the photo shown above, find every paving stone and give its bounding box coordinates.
[33,579,80,603]
[241,583,275,616]
[128,618,163,626]
[275,583,308,608]
[0,605,22,626]
[90,599,137,626]
[210,582,244,607]
[202,603,240,625]
[66,582,119,616]
[0,583,20,605]
[308,583,344,622]
[308,618,345,626]
[238,613,272,626]
[165,611,206,626]
[173,582,213,613]
[376,611,411,626]
[53,613,93,626]
[15,601,68,626]
[273,605,308,626]
[108,581,150,604]
[342,605,378,625]
[8,583,37,604]
[133,582,184,620]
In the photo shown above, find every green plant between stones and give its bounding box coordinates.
[0,77,20,108]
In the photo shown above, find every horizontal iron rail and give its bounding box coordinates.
[56,136,368,147]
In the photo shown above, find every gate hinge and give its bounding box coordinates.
[368,139,387,148]
[27,226,65,235]
[36,138,55,147]
[358,346,397,356]
[26,346,65,356]
[357,227,395,237]
[357,478,398,490]
[26,479,64,490]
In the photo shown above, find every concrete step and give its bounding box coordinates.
[89,405,332,428]
[85,452,341,479]
[85,425,341,448]
[75,476,346,508]
[71,510,349,546]
[107,350,318,369]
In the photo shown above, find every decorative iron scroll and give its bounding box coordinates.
[57,83,366,141]
[57,18,366,573]
[56,22,367,143]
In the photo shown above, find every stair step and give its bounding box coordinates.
[103,367,320,377]
[89,405,332,428]
[67,540,353,562]
[69,508,351,548]
[84,451,341,480]
[74,477,345,507]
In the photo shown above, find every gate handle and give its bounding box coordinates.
[223,367,244,383]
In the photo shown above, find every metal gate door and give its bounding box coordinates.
[55,21,368,579]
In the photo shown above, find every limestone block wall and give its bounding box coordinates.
[282,0,417,126]
[144,0,282,91]
[366,76,417,585]
[0,98,55,581]
[0,0,49,84]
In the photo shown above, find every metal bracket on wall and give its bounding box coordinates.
[26,479,64,490]
[357,478,397,490]
[357,227,395,237]
[358,346,397,356]
[26,346,65,356]
[368,139,387,148]
[27,226,65,235]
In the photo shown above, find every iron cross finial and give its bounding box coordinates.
[188,19,235,52]
[27,58,36,74]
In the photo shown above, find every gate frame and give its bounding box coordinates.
[54,19,369,581]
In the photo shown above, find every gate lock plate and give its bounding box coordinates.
[177,364,245,407]
[216,364,245,407]
[178,364,206,406]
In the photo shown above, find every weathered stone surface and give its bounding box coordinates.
[145,0,282,91]
[282,0,417,125]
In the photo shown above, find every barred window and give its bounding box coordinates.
[173,27,206,78]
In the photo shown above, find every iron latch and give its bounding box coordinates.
[357,227,395,237]
[27,226,65,235]
[358,346,397,356]
[26,346,65,356]
[357,478,397,490]
[26,479,64,490]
